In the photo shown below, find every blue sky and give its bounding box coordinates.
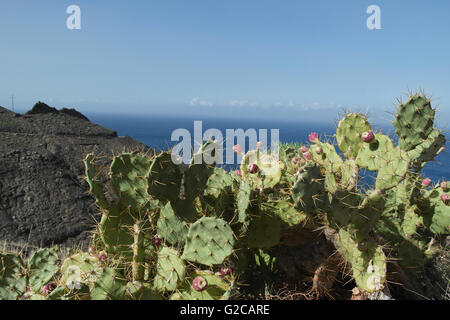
[1,0,450,122]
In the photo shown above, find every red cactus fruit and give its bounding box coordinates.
[308,133,319,143]
[152,234,162,247]
[361,131,375,143]
[219,267,232,276]
[422,178,432,187]
[300,146,308,153]
[302,151,312,161]
[236,169,242,177]
[441,193,450,205]
[292,157,300,164]
[192,276,208,292]
[247,163,259,174]
[42,282,56,295]
[98,251,107,261]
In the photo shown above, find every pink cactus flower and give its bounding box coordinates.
[236,169,242,177]
[308,133,319,143]
[422,178,432,187]
[233,144,242,154]
[300,146,308,153]
[302,151,312,161]
[192,276,208,292]
[292,157,300,164]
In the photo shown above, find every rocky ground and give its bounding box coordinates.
[0,102,148,249]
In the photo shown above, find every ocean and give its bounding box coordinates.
[87,113,449,183]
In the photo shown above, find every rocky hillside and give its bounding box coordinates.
[0,102,148,249]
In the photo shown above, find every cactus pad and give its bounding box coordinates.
[394,94,435,151]
[182,217,235,266]
[336,113,372,159]
[153,247,186,291]
[157,202,189,246]
[28,248,59,292]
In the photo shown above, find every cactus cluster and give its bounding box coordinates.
[0,93,448,300]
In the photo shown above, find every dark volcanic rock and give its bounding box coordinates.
[0,104,148,249]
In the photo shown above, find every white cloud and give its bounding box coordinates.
[190,96,214,107]
[229,100,259,107]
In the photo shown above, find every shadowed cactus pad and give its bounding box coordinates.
[28,248,60,292]
[292,163,326,213]
[182,217,235,266]
[0,253,27,300]
[148,152,183,203]
[157,202,189,246]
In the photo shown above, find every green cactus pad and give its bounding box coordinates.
[336,113,372,159]
[204,168,234,198]
[263,200,307,227]
[339,159,359,190]
[60,253,102,288]
[259,153,284,189]
[312,142,343,174]
[326,190,383,242]
[407,128,446,169]
[84,154,109,209]
[237,180,251,224]
[336,229,387,293]
[394,94,435,151]
[356,134,409,190]
[157,202,189,246]
[111,153,151,209]
[292,163,326,213]
[423,183,450,234]
[182,217,235,266]
[90,268,127,300]
[28,248,60,292]
[126,282,163,300]
[153,247,186,291]
[0,253,28,300]
[98,205,136,255]
[401,205,423,237]
[148,152,182,203]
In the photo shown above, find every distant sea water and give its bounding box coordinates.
[87,113,449,183]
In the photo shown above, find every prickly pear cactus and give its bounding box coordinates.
[182,217,235,266]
